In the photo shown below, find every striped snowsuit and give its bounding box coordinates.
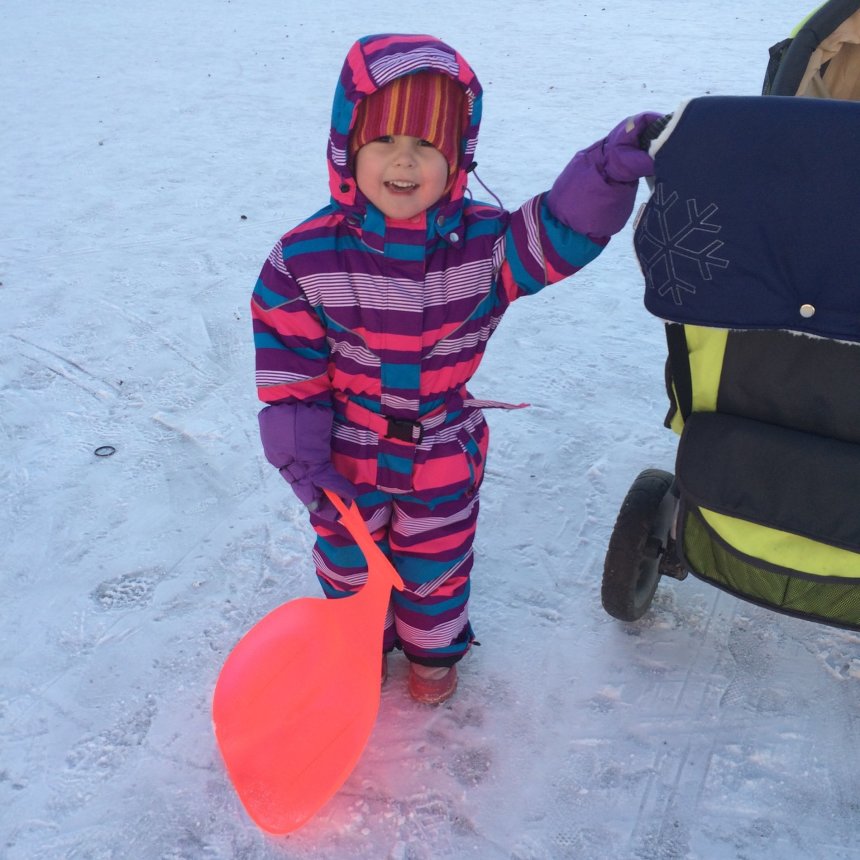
[252,34,607,666]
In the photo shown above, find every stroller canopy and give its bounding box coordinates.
[764,0,860,98]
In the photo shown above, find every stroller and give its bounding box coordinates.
[601,0,860,630]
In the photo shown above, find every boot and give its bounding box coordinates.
[408,663,458,704]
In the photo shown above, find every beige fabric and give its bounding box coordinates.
[796,10,860,100]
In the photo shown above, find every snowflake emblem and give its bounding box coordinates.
[635,183,730,306]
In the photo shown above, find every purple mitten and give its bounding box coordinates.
[258,402,357,516]
[546,112,663,240]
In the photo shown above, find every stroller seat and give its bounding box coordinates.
[602,94,860,629]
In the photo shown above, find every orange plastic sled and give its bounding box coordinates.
[212,491,403,834]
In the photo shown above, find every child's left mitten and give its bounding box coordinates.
[546,112,662,240]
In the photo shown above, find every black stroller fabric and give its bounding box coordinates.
[763,0,860,97]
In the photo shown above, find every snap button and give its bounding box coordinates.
[449,232,459,243]
[799,303,815,318]
[436,215,445,226]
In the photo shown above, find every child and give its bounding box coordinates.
[252,34,658,704]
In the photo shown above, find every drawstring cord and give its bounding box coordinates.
[465,162,507,218]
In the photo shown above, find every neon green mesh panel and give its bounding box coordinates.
[682,508,860,630]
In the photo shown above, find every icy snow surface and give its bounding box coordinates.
[3,1,859,858]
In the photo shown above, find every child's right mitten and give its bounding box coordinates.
[546,112,662,240]
[258,401,357,519]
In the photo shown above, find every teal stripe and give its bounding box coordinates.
[352,393,384,415]
[431,642,471,655]
[379,450,412,476]
[293,345,327,360]
[281,235,362,261]
[401,487,466,509]
[464,210,505,236]
[331,81,353,135]
[253,279,290,309]
[382,361,420,390]
[383,241,426,262]
[252,332,325,359]
[391,589,468,615]
[470,288,497,321]
[541,199,604,266]
[315,536,368,569]
[389,555,456,587]
[505,238,543,295]
[253,332,287,350]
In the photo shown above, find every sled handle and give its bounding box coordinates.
[324,491,404,591]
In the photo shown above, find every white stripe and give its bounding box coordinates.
[524,195,544,268]
[299,264,492,311]
[424,260,494,305]
[329,338,380,368]
[330,137,348,168]
[425,320,499,358]
[312,547,368,587]
[393,494,477,537]
[396,607,469,649]
[418,410,484,448]
[331,422,377,445]
[366,505,391,534]
[369,49,459,86]
[492,234,507,278]
[413,552,471,599]
[381,393,420,412]
[300,273,422,311]
[255,371,313,385]
[268,241,288,275]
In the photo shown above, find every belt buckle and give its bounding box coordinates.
[385,417,424,443]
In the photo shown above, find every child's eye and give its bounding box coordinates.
[417,139,434,147]
[372,135,394,144]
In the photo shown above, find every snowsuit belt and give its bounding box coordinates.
[332,389,529,494]
[332,389,467,446]
[332,389,529,445]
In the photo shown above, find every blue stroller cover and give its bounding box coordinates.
[636,95,860,343]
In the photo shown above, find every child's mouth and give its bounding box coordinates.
[385,180,418,193]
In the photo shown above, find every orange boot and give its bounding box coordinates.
[408,663,458,704]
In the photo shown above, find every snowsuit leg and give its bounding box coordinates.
[310,487,478,667]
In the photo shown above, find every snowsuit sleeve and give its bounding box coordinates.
[251,239,332,406]
[494,193,607,304]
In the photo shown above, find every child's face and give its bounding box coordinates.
[354,135,450,221]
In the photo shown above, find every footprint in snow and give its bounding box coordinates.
[91,568,164,610]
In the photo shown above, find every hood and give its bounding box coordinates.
[326,34,483,216]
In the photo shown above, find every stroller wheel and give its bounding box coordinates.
[602,468,676,621]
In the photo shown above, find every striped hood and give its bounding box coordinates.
[327,34,482,217]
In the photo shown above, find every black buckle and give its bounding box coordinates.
[384,416,424,443]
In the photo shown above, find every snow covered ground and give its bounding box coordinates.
[3,1,859,857]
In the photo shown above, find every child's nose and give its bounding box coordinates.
[392,141,418,165]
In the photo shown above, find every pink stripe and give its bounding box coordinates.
[252,304,325,340]
[345,41,375,93]
[257,379,329,403]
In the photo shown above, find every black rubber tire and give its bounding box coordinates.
[602,468,675,621]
